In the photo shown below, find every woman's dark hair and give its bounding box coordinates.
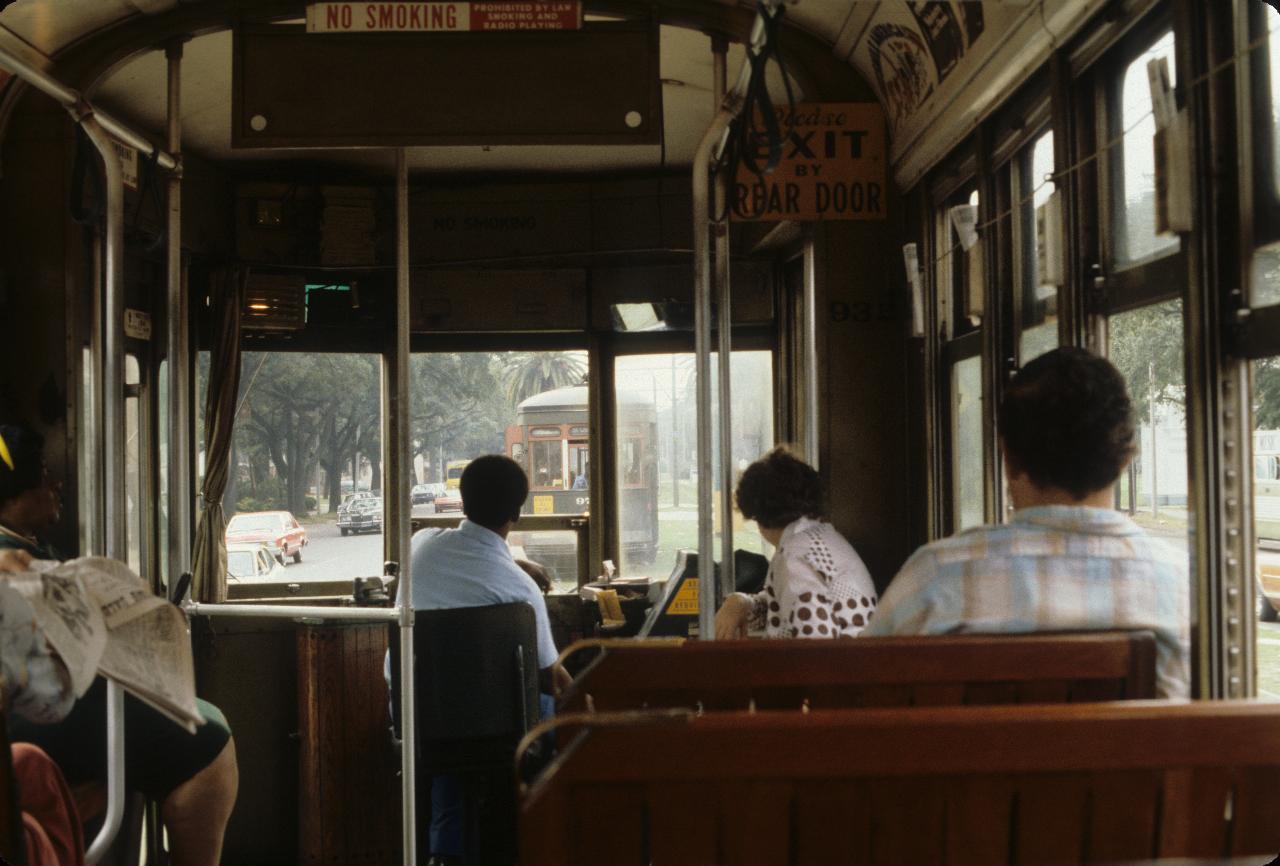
[999,347,1135,499]
[460,455,529,530]
[735,447,824,529]
[0,424,45,508]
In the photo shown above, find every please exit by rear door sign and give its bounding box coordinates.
[732,103,887,222]
[306,2,581,32]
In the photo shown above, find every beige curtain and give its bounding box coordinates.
[191,268,244,603]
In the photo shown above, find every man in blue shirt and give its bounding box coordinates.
[396,454,568,865]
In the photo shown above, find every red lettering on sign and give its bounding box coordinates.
[378,5,395,28]
[430,5,445,27]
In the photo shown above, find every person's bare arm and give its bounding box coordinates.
[515,558,553,594]
[0,549,33,574]
[538,662,573,698]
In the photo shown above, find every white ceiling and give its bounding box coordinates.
[0,1,1089,185]
[80,22,801,174]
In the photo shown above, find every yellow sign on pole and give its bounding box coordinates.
[668,577,700,616]
[731,103,887,222]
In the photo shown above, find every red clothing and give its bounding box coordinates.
[12,743,83,866]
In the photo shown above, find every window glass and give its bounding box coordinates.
[613,352,773,579]
[947,188,981,338]
[79,347,97,553]
[200,352,384,582]
[951,355,984,531]
[531,440,565,489]
[1019,130,1059,364]
[1254,356,1280,694]
[1268,5,1280,201]
[1253,8,1280,309]
[125,354,143,575]
[1113,30,1179,266]
[1108,300,1191,560]
[411,351,588,592]
[157,360,169,585]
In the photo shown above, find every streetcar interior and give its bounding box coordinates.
[3,0,1280,863]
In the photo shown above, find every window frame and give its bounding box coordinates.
[1094,14,1188,314]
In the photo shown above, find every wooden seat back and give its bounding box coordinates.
[0,715,23,866]
[522,700,1280,865]
[559,631,1158,714]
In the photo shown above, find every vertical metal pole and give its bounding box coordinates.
[392,148,418,866]
[86,235,105,555]
[712,39,735,606]
[802,238,820,468]
[78,114,128,866]
[166,40,191,591]
[694,109,734,639]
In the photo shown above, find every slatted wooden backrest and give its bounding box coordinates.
[559,632,1158,714]
[521,701,1280,866]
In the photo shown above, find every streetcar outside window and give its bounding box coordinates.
[411,350,587,591]
[531,440,564,489]
[1112,30,1179,267]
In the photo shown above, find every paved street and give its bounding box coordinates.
[274,504,438,582]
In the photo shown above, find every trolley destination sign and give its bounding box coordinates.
[305,2,582,32]
[732,102,887,222]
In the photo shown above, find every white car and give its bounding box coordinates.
[226,543,287,583]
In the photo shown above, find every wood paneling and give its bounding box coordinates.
[297,624,399,866]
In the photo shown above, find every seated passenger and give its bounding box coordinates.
[865,348,1191,698]
[395,454,569,865]
[0,538,83,866]
[715,448,877,639]
[0,424,238,866]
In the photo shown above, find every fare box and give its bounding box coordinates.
[731,103,887,223]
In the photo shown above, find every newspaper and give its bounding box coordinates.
[13,557,201,733]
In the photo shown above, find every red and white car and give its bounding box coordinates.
[226,510,308,565]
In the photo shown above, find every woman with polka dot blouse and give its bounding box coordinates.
[714,448,877,640]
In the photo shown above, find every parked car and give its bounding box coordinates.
[226,542,287,583]
[339,497,384,535]
[338,490,377,514]
[411,484,435,505]
[434,489,463,512]
[225,510,308,564]
[1258,539,1280,622]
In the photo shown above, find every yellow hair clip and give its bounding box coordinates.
[0,433,12,472]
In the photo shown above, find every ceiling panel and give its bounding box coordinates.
[88,21,807,174]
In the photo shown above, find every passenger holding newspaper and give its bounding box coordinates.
[0,424,238,866]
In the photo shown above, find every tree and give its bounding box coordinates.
[1107,301,1185,419]
[410,353,511,479]
[500,352,587,407]
[1257,357,1280,430]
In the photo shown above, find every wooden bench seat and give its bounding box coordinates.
[521,700,1280,865]
[559,631,1158,714]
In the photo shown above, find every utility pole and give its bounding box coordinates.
[1148,360,1159,519]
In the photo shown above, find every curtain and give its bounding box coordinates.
[190,268,243,603]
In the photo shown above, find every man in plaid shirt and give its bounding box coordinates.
[866,348,1190,698]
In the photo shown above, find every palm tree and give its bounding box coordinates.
[501,352,587,407]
